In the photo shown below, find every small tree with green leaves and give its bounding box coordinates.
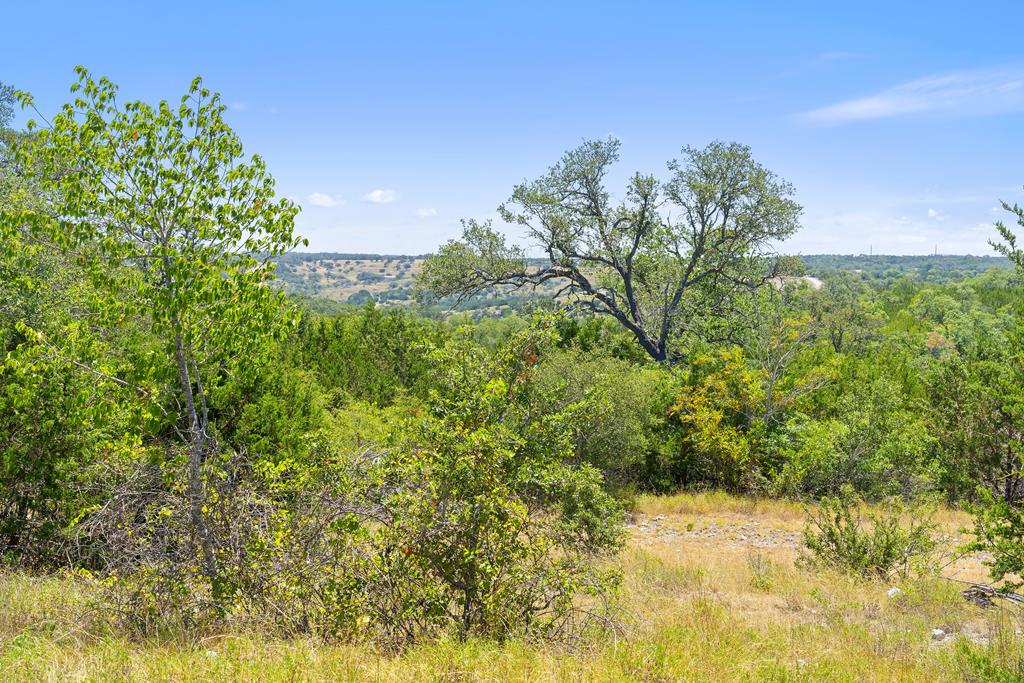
[361,319,626,643]
[5,68,305,584]
[970,203,1024,588]
[801,486,940,580]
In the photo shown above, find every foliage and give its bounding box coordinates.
[928,354,1024,503]
[801,486,940,580]
[359,321,626,642]
[419,138,802,361]
[668,315,831,494]
[968,219,1024,590]
[670,347,766,491]
[294,304,442,406]
[527,348,677,488]
[6,68,305,586]
[992,200,1024,271]
[969,491,1024,591]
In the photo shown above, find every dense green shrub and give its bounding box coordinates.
[294,304,443,406]
[800,487,939,580]
[528,349,677,488]
[969,491,1024,590]
[928,355,1024,503]
[358,323,626,642]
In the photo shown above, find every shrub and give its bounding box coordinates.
[800,486,939,580]
[357,322,626,643]
[75,319,626,646]
[527,349,676,488]
[72,440,370,639]
[968,490,1024,590]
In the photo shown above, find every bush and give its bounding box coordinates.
[76,319,626,646]
[357,322,626,643]
[800,486,939,580]
[776,369,936,500]
[969,490,1024,590]
[527,349,677,488]
[71,439,370,639]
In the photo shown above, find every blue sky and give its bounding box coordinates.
[4,1,1023,255]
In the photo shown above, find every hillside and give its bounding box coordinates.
[275,252,1015,312]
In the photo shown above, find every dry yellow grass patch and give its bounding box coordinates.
[1,491,1021,681]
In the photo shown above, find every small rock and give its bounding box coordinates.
[887,587,902,599]
[931,628,946,641]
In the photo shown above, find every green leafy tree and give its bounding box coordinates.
[419,139,802,362]
[5,68,305,581]
[364,320,625,641]
[1,81,139,563]
[992,196,1024,270]
[527,348,677,488]
[813,273,884,355]
[295,304,441,406]
[929,356,1024,503]
[969,210,1024,587]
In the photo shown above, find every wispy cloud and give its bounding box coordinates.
[308,192,344,208]
[800,66,1024,124]
[774,51,862,80]
[362,189,398,204]
[927,208,946,222]
[415,207,438,218]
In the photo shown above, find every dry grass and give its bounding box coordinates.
[2,491,1022,681]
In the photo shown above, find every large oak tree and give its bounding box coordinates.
[419,139,802,362]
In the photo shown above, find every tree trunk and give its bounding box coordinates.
[173,330,218,581]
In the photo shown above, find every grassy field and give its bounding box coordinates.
[2,492,1022,682]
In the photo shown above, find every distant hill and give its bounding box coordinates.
[274,252,558,316]
[800,254,1012,283]
[274,252,1015,313]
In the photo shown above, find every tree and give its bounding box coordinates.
[5,68,304,582]
[363,320,625,642]
[992,196,1024,270]
[965,203,1024,588]
[419,139,802,362]
[929,356,1024,503]
[813,273,883,355]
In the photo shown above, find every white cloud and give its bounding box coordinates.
[307,192,344,208]
[927,208,946,221]
[362,189,398,204]
[799,66,1024,124]
[415,207,438,218]
[230,101,248,111]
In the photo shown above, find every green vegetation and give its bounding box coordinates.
[801,486,940,580]
[2,71,1024,679]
